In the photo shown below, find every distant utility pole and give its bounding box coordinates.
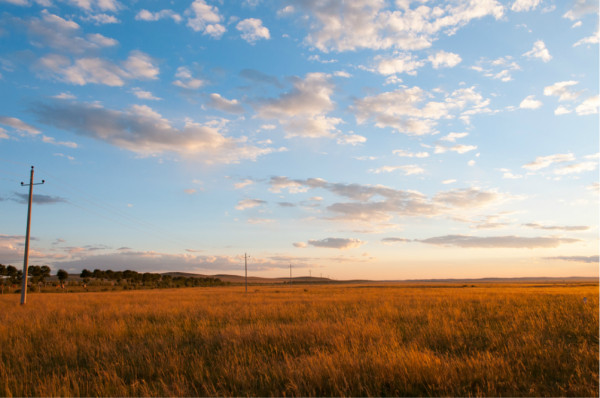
[244,253,248,293]
[289,263,292,286]
[20,166,44,305]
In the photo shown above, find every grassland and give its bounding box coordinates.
[0,282,597,397]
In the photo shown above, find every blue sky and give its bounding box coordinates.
[0,0,598,280]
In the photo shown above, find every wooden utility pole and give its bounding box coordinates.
[20,166,44,305]
[244,253,248,293]
[289,263,292,286]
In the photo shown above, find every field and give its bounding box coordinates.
[0,283,598,397]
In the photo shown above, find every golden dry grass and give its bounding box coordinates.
[0,283,598,397]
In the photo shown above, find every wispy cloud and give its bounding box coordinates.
[417,234,580,248]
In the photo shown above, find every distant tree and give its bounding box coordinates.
[57,269,68,288]
[0,264,6,294]
[7,267,22,286]
[80,269,93,279]
[92,269,106,280]
[40,266,51,285]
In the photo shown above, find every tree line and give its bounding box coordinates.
[0,264,226,293]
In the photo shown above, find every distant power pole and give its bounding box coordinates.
[309,269,311,278]
[289,263,292,286]
[20,166,45,305]
[244,253,248,293]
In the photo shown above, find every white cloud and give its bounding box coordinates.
[207,93,245,114]
[522,153,575,170]
[236,198,265,210]
[519,95,543,109]
[255,73,341,138]
[234,179,254,189]
[554,105,571,115]
[442,179,457,184]
[131,88,161,101]
[31,100,279,164]
[352,86,489,136]
[428,50,462,69]
[65,0,120,12]
[81,13,119,25]
[25,10,118,53]
[543,81,581,101]
[336,133,367,146]
[511,0,543,12]
[523,40,552,62]
[434,144,478,154]
[369,165,425,175]
[172,66,205,90]
[374,52,425,75]
[472,56,520,82]
[393,149,429,158]
[575,96,599,115]
[553,161,598,175]
[293,0,503,52]
[563,0,598,20]
[186,0,226,38]
[269,176,507,224]
[0,116,41,135]
[573,30,599,47]
[440,132,468,142]
[136,9,182,23]
[236,18,270,43]
[35,51,159,87]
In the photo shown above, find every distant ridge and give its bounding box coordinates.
[160,272,597,284]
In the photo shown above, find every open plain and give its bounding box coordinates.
[0,282,598,397]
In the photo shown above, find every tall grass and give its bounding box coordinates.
[0,283,597,396]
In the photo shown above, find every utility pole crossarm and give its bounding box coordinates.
[20,166,45,305]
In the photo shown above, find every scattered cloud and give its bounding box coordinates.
[136,9,182,23]
[0,116,40,135]
[428,50,462,69]
[381,237,411,244]
[522,153,575,171]
[435,144,477,154]
[172,66,205,90]
[543,81,581,101]
[471,56,520,82]
[573,29,599,47]
[352,86,489,135]
[35,51,159,87]
[440,132,468,142]
[523,40,552,62]
[575,95,599,115]
[236,18,270,43]
[185,0,226,38]
[393,149,429,158]
[373,52,425,75]
[234,179,254,189]
[292,0,503,52]
[207,93,245,114]
[255,73,341,138]
[519,95,542,109]
[563,0,598,21]
[131,88,161,101]
[553,161,598,175]
[235,198,266,210]
[23,10,117,53]
[544,255,599,263]
[307,237,364,249]
[523,222,590,231]
[417,234,580,248]
[369,165,425,175]
[31,100,279,164]
[511,0,543,12]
